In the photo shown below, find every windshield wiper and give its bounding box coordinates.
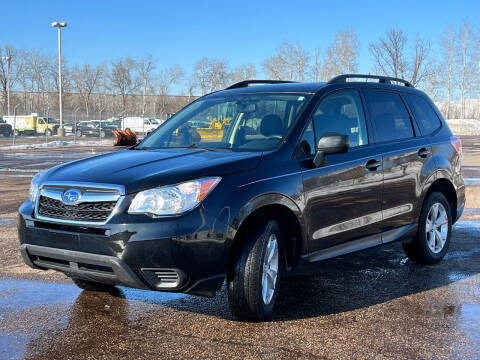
[130,146,149,150]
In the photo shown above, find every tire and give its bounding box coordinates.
[100,130,106,138]
[76,130,82,137]
[46,129,52,137]
[227,219,282,321]
[402,192,452,264]
[71,277,116,292]
[14,129,19,136]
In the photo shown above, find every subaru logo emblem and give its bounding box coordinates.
[62,189,82,205]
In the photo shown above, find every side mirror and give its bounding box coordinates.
[313,132,349,167]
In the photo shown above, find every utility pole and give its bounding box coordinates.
[51,21,67,136]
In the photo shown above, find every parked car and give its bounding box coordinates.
[75,120,116,138]
[0,117,13,137]
[63,122,76,134]
[121,117,160,134]
[18,75,465,321]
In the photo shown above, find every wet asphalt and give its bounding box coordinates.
[0,136,479,359]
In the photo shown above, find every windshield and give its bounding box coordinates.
[47,118,57,124]
[149,118,159,124]
[138,93,311,151]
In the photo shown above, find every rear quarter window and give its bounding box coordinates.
[404,93,442,135]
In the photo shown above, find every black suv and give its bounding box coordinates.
[75,121,116,138]
[18,75,465,320]
[0,117,13,137]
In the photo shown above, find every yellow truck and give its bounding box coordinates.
[195,116,232,141]
[3,113,59,136]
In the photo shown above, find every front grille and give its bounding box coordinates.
[38,195,117,222]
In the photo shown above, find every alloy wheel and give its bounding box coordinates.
[426,202,448,254]
[261,234,279,305]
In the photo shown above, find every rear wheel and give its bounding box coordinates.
[14,129,19,136]
[402,192,452,264]
[76,130,82,137]
[227,219,281,321]
[71,277,116,292]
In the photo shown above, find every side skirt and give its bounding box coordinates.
[301,223,418,263]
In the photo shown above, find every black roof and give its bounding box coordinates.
[215,82,326,95]
[208,75,427,97]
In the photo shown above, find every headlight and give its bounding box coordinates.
[29,171,44,203]
[128,177,221,216]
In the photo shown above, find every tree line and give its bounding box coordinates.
[0,21,479,121]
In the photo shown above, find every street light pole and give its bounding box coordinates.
[73,106,80,144]
[51,21,67,136]
[1,56,11,116]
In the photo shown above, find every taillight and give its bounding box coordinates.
[450,135,462,158]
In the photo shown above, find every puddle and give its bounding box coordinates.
[464,208,480,216]
[464,178,480,186]
[0,279,187,313]
[0,168,43,173]
[0,174,34,178]
[0,218,16,227]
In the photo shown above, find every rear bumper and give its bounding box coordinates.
[18,199,231,297]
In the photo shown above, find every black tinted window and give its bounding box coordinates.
[297,120,315,157]
[404,94,441,134]
[364,91,414,142]
[313,90,368,148]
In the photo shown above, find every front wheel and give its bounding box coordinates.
[402,192,452,264]
[100,130,106,138]
[227,219,282,321]
[76,130,82,137]
[71,277,116,292]
[46,129,52,137]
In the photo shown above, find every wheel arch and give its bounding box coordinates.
[422,176,458,222]
[227,193,305,279]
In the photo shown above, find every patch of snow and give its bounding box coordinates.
[446,119,480,135]
[1,140,113,150]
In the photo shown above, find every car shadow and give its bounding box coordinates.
[164,221,480,321]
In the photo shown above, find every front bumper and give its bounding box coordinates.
[18,199,232,297]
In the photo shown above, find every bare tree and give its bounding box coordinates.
[230,64,257,83]
[262,41,310,81]
[369,29,408,79]
[135,56,156,118]
[72,64,104,119]
[409,34,431,86]
[155,64,184,118]
[110,57,138,112]
[439,25,457,118]
[192,57,229,95]
[457,21,475,118]
[324,28,360,79]
[0,45,17,114]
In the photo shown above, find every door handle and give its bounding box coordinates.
[418,148,431,158]
[365,159,381,171]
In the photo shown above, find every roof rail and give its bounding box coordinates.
[327,74,413,88]
[226,80,297,90]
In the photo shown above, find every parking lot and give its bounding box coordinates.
[0,137,479,359]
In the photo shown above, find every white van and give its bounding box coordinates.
[121,117,160,134]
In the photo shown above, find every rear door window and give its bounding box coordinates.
[404,94,442,135]
[313,90,368,148]
[364,91,414,143]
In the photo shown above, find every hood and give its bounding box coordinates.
[44,148,262,194]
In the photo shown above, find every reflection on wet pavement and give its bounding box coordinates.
[0,218,16,227]
[0,220,478,359]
